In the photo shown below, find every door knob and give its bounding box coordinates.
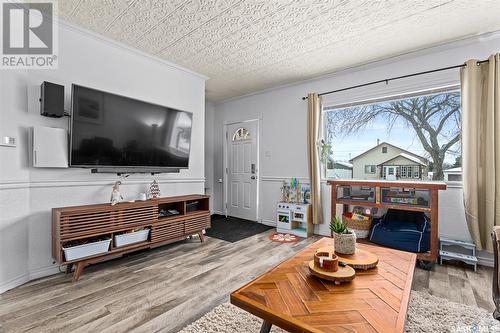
[251,176,256,180]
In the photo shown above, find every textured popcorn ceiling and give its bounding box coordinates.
[59,0,500,101]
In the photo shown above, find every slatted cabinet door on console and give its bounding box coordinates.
[52,194,210,281]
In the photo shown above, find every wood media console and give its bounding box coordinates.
[52,194,210,281]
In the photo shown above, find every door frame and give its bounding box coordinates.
[223,118,261,221]
[383,165,398,180]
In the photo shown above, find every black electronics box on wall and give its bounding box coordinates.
[40,81,64,117]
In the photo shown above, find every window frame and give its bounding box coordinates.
[322,85,461,182]
[364,165,376,174]
[232,127,251,141]
[400,165,407,178]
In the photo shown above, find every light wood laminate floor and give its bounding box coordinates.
[0,230,494,333]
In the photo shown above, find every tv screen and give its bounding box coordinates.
[70,85,192,169]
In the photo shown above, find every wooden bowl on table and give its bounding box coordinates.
[314,251,339,272]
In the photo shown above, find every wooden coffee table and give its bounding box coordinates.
[230,238,416,333]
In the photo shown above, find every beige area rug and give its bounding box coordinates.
[179,291,500,333]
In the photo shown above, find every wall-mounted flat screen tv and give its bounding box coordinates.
[70,84,192,170]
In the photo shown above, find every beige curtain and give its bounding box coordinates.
[461,54,500,252]
[307,93,323,224]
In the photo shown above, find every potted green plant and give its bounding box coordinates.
[330,216,356,254]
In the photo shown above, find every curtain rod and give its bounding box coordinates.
[301,59,489,100]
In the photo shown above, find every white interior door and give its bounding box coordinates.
[226,120,258,221]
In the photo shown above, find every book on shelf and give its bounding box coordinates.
[385,196,418,205]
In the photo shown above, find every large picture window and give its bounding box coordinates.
[324,89,461,181]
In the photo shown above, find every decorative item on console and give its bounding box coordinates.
[149,180,161,199]
[110,181,123,205]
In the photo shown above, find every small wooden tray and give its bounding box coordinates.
[316,246,379,270]
[308,260,355,284]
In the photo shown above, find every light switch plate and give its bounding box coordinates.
[0,136,16,147]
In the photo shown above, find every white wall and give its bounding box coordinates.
[210,32,500,263]
[0,22,206,293]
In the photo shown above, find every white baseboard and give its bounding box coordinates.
[0,273,29,294]
[212,210,225,216]
[0,264,62,294]
[261,219,276,227]
[29,264,61,280]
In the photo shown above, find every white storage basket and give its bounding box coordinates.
[63,239,111,261]
[114,229,150,247]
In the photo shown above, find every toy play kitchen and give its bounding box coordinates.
[276,202,312,237]
[276,178,313,238]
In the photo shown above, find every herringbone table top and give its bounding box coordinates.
[231,237,417,333]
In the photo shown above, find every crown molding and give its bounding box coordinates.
[57,18,209,81]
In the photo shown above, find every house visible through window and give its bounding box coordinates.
[324,88,461,181]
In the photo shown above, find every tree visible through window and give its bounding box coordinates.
[324,90,461,181]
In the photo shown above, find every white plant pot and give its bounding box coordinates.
[333,232,356,255]
[63,239,111,261]
[114,229,150,247]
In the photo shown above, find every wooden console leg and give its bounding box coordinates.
[198,231,204,243]
[73,261,86,282]
[65,263,74,274]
